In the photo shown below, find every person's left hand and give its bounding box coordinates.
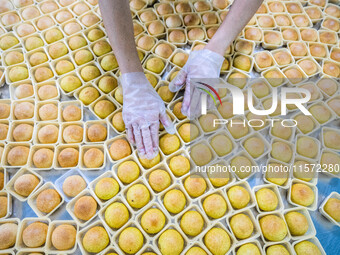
[121,72,175,159]
[169,49,225,119]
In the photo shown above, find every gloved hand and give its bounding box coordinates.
[121,72,175,159]
[169,49,224,119]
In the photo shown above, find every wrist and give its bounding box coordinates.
[120,72,150,91]
[205,38,231,57]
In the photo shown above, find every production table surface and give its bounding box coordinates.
[1,80,340,254]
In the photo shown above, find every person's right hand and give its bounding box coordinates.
[121,72,175,159]
[169,49,225,119]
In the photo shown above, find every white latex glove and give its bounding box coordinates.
[169,49,224,119]
[121,72,175,159]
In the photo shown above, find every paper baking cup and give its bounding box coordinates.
[281,64,309,85]
[318,148,340,179]
[263,30,284,50]
[142,164,175,196]
[287,41,310,60]
[0,120,9,143]
[270,48,294,68]
[292,156,319,186]
[66,188,102,227]
[112,153,147,186]
[142,53,169,76]
[5,63,31,85]
[318,30,338,46]
[280,26,301,44]
[0,218,20,254]
[252,183,284,213]
[234,238,264,254]
[60,18,85,37]
[0,32,20,51]
[79,144,106,171]
[97,194,134,236]
[88,170,121,206]
[152,224,189,255]
[6,167,43,202]
[269,118,296,142]
[234,38,256,55]
[299,82,324,104]
[54,144,80,170]
[292,112,321,136]
[134,201,172,237]
[272,13,293,26]
[295,134,321,161]
[291,13,313,28]
[54,168,90,202]
[137,7,160,23]
[166,28,188,46]
[34,80,61,102]
[45,220,78,254]
[268,137,295,165]
[77,219,112,255]
[197,188,233,222]
[51,55,77,76]
[34,100,59,122]
[58,100,83,122]
[112,222,150,255]
[257,211,291,245]
[263,158,292,189]
[107,109,126,136]
[52,7,75,25]
[2,48,25,68]
[155,80,178,105]
[263,241,294,254]
[192,0,213,13]
[176,119,203,146]
[9,80,35,101]
[226,181,257,213]
[287,179,318,211]
[83,120,108,144]
[226,208,261,243]
[320,126,340,152]
[104,134,133,163]
[33,121,60,145]
[256,14,278,30]
[199,222,237,255]
[319,191,340,227]
[0,168,6,192]
[58,121,84,144]
[297,57,322,78]
[283,207,316,241]
[0,99,11,121]
[231,53,254,73]
[326,95,340,117]
[292,237,326,255]
[188,139,218,168]
[307,101,336,126]
[71,44,96,67]
[316,75,339,99]
[0,190,12,219]
[16,217,50,252]
[28,182,64,218]
[321,17,340,33]
[207,129,236,158]
[88,94,120,120]
[120,178,156,214]
[1,142,31,168]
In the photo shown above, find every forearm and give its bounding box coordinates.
[205,0,264,56]
[99,0,143,73]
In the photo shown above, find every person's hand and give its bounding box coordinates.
[169,49,224,119]
[121,72,175,159]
